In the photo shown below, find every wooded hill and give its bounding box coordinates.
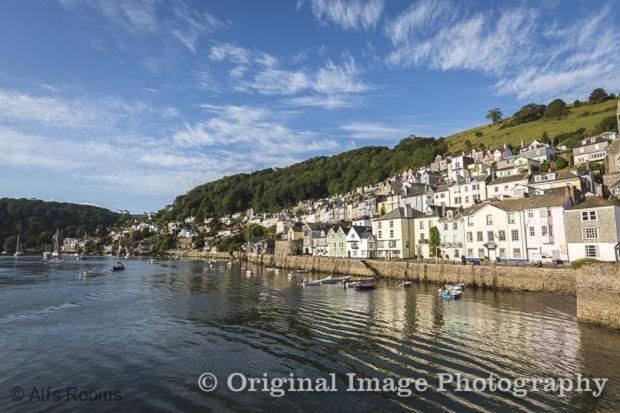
[0,198,119,253]
[162,91,618,220]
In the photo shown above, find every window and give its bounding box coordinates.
[529,227,535,236]
[419,221,424,229]
[511,230,519,241]
[548,226,553,236]
[508,213,515,224]
[443,223,448,231]
[487,231,494,241]
[453,223,458,230]
[389,230,394,238]
[455,250,460,257]
[499,248,506,258]
[378,231,382,238]
[477,231,483,242]
[467,248,473,257]
[378,221,382,228]
[390,220,394,228]
[527,210,534,218]
[478,248,485,258]
[583,227,598,239]
[467,232,473,242]
[513,248,521,258]
[585,245,598,258]
[581,210,597,221]
[486,215,493,225]
[541,226,548,236]
[498,230,506,241]
[539,208,548,218]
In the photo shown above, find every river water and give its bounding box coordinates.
[0,256,618,412]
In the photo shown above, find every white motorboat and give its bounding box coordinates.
[299,279,321,286]
[82,268,106,278]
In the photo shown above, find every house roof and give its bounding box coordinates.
[568,196,620,210]
[463,188,572,215]
[375,206,423,221]
[573,134,611,149]
[529,171,578,184]
[488,173,529,186]
[350,225,373,239]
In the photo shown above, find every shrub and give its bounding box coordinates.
[571,258,602,269]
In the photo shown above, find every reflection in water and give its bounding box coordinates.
[0,257,618,412]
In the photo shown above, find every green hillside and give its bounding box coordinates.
[159,137,447,220]
[447,98,617,152]
[0,198,119,253]
[162,95,618,220]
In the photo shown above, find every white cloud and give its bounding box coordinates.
[305,0,385,31]
[495,6,620,101]
[384,3,619,101]
[284,95,360,109]
[340,121,411,139]
[58,0,225,52]
[385,0,451,44]
[209,43,252,64]
[386,7,537,76]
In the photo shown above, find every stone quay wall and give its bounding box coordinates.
[576,263,620,329]
[247,254,576,293]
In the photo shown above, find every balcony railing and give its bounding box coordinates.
[440,242,463,248]
[418,239,429,244]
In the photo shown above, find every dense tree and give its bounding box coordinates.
[161,137,448,219]
[552,157,569,170]
[429,226,440,258]
[0,198,118,253]
[588,88,608,104]
[486,107,502,124]
[543,99,569,118]
[509,103,546,126]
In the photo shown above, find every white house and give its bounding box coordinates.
[372,206,419,259]
[345,226,376,258]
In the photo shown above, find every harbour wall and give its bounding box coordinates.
[247,254,576,293]
[576,263,620,330]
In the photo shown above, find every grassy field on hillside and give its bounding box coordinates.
[446,99,617,153]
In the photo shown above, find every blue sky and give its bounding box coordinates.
[0,0,618,213]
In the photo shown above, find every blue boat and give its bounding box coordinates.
[439,284,464,299]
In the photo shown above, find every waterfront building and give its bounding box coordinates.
[438,208,465,261]
[413,205,457,259]
[327,226,349,258]
[372,206,419,259]
[345,226,376,258]
[462,202,528,262]
[564,196,620,262]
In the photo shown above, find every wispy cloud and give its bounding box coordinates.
[384,2,619,101]
[340,121,412,139]
[495,6,620,101]
[302,0,385,31]
[209,43,371,108]
[58,0,225,52]
[386,6,537,76]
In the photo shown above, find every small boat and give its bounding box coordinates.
[245,270,253,276]
[299,279,321,286]
[320,275,350,284]
[150,258,155,264]
[288,269,310,279]
[112,261,125,272]
[439,284,463,299]
[82,268,105,278]
[13,234,23,257]
[354,281,376,290]
[398,281,412,287]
